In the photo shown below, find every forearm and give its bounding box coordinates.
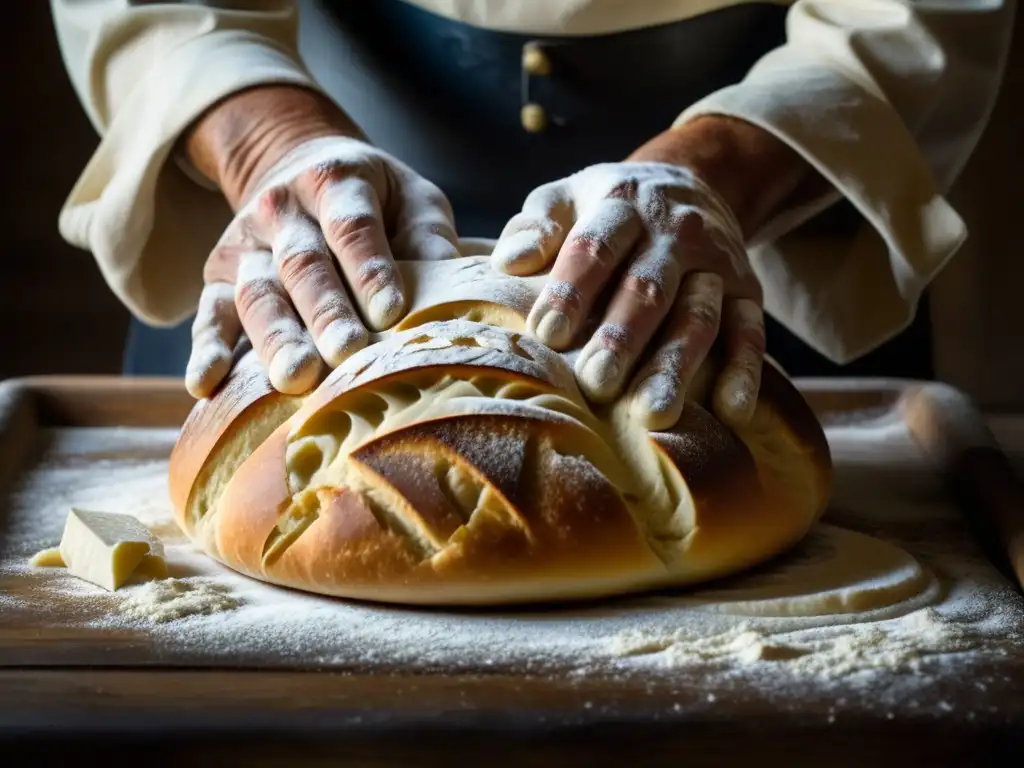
[629,115,827,241]
[184,85,365,209]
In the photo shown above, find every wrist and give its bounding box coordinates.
[628,115,819,239]
[183,85,365,209]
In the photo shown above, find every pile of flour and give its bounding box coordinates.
[1,420,1022,708]
[119,578,240,623]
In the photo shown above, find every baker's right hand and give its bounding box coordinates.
[183,89,460,399]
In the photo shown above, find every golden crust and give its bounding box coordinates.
[169,257,833,605]
[168,345,298,536]
[648,362,831,585]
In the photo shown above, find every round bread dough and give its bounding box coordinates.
[678,524,938,619]
[170,257,833,606]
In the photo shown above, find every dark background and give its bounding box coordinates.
[1,4,1021,408]
[1,4,129,377]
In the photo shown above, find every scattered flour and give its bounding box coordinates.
[1,420,1022,714]
[603,607,1022,679]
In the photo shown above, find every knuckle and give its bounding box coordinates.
[203,247,234,283]
[260,322,291,351]
[687,271,725,294]
[257,317,305,354]
[307,161,347,193]
[355,256,396,292]
[607,179,638,201]
[256,185,291,219]
[276,248,325,287]
[311,291,354,328]
[623,273,669,309]
[199,250,228,284]
[566,235,615,270]
[195,284,234,324]
[233,217,264,251]
[323,213,378,245]
[541,279,583,313]
[685,301,722,335]
[650,342,686,376]
[233,277,278,317]
[594,323,631,352]
[673,209,707,239]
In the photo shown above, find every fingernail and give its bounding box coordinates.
[578,348,621,402]
[185,345,231,399]
[269,342,322,394]
[318,319,368,367]
[633,374,683,429]
[491,231,543,275]
[529,306,573,348]
[367,284,405,330]
[716,374,756,424]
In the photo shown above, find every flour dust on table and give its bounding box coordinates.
[1,421,1022,711]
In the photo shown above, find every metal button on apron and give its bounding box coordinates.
[521,42,550,133]
[520,103,547,133]
[522,43,551,76]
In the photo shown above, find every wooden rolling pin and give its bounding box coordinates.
[900,383,1024,591]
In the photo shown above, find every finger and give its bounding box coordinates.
[491,181,574,275]
[202,218,253,286]
[574,237,685,402]
[388,171,461,262]
[669,209,759,301]
[258,190,368,368]
[298,168,406,331]
[234,249,322,394]
[713,298,765,426]
[185,281,242,399]
[629,273,725,430]
[527,198,643,349]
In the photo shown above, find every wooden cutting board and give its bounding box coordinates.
[1,376,1022,766]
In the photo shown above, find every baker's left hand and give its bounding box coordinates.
[491,159,763,430]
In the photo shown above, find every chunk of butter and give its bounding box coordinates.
[58,509,165,591]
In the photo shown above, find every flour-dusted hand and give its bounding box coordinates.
[187,136,460,399]
[491,161,763,429]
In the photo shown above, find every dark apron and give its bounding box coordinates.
[124,0,933,379]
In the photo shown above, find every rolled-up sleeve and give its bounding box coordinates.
[52,0,317,326]
[676,0,1015,364]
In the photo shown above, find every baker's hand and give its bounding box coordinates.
[182,88,459,399]
[491,161,762,429]
[491,115,817,430]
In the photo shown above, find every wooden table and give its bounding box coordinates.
[1,377,1022,767]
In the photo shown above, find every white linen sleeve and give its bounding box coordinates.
[676,0,1016,363]
[51,0,318,326]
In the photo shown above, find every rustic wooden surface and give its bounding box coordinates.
[0,375,1022,764]
[1,668,1021,767]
